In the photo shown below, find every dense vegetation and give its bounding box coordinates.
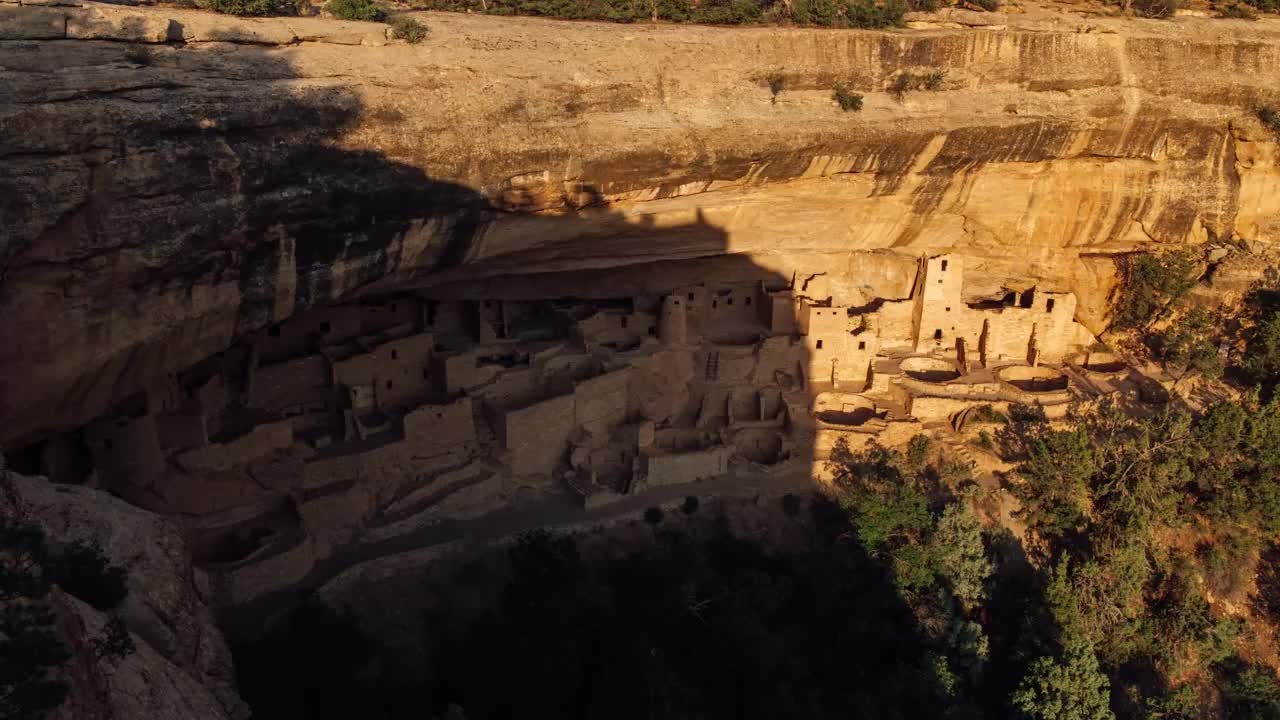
[405,0,913,27]
[326,0,385,20]
[0,520,134,720]
[197,0,296,16]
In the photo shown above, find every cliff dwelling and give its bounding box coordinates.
[4,248,1139,609]
[4,1,1280,717]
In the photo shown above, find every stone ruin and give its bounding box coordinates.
[9,252,1140,606]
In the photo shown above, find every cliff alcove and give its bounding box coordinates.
[3,1,1280,718]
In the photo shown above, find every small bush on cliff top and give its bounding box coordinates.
[198,0,290,15]
[792,0,841,24]
[390,15,428,42]
[327,0,384,20]
[844,0,907,26]
[411,0,907,27]
[1133,0,1177,17]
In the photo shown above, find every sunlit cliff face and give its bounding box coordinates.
[3,5,1279,449]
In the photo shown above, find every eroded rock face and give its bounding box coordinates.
[1,3,1278,446]
[2,470,249,719]
[47,590,239,720]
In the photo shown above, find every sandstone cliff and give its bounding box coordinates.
[2,2,1278,443]
[2,468,249,719]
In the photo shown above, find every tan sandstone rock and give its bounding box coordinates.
[5,472,250,719]
[1,3,1279,443]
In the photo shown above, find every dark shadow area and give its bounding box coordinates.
[237,504,956,720]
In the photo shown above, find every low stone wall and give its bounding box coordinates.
[176,419,293,473]
[642,446,731,487]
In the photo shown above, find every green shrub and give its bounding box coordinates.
[832,84,864,112]
[974,404,1008,424]
[1215,656,1280,719]
[906,433,932,471]
[971,0,997,10]
[890,71,947,100]
[681,496,700,515]
[1111,250,1198,331]
[327,0,384,20]
[198,0,290,15]
[1144,684,1201,720]
[390,15,428,41]
[1133,0,1177,17]
[793,0,840,23]
[408,0,913,26]
[1244,0,1278,11]
[907,0,939,10]
[688,0,765,24]
[975,430,995,450]
[843,0,906,27]
[1217,2,1258,16]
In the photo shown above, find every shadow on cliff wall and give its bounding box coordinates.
[0,23,757,445]
[5,34,978,720]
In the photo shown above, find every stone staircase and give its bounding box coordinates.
[704,351,720,381]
